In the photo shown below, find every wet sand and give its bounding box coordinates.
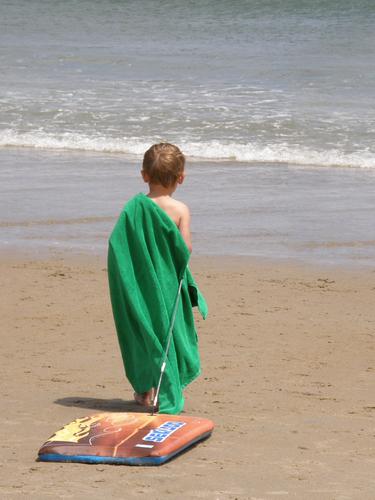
[2,148,375,265]
[1,254,374,499]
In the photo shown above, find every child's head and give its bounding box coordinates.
[142,143,185,188]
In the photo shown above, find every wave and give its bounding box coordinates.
[1,130,374,169]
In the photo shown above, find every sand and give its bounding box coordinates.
[1,253,374,499]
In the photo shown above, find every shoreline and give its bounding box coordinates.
[2,147,375,267]
[1,253,374,498]
[1,247,374,274]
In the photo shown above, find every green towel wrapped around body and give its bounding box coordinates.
[108,193,208,414]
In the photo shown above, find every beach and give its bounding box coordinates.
[2,1,375,498]
[1,253,374,499]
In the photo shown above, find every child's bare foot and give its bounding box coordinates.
[134,389,154,407]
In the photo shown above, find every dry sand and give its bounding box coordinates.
[1,254,374,499]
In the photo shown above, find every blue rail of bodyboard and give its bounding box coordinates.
[38,431,212,466]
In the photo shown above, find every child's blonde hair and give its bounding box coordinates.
[142,143,185,188]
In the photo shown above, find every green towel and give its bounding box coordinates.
[108,193,208,414]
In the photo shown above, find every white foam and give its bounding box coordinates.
[1,130,374,169]
[181,141,375,169]
[0,130,146,155]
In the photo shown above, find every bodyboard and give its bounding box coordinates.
[38,412,214,466]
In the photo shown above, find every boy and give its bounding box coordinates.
[136,143,191,406]
[107,143,207,414]
[141,143,192,254]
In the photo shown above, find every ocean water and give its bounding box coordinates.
[1,1,375,264]
[1,0,375,167]
[1,148,375,266]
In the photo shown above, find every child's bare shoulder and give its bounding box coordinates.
[171,198,190,215]
[165,198,190,225]
[152,196,190,226]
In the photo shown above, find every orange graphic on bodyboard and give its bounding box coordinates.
[38,412,214,464]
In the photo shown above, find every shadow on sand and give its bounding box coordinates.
[54,396,149,413]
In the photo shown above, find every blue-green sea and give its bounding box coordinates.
[1,0,375,167]
[1,1,375,263]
